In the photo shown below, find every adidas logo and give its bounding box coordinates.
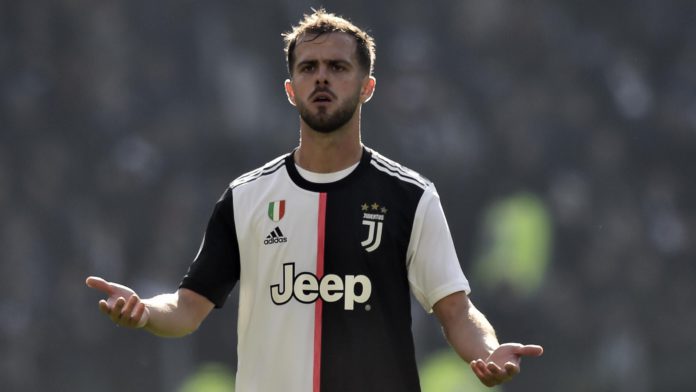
[264,227,288,245]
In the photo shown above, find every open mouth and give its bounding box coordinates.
[312,92,334,103]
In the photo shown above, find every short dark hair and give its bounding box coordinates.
[283,9,376,77]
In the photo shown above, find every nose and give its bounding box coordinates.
[315,65,329,85]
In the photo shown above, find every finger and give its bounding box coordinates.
[478,360,495,378]
[470,361,480,375]
[98,299,111,315]
[120,295,139,320]
[470,361,495,387]
[122,296,144,328]
[131,302,147,328]
[504,361,520,377]
[515,344,544,357]
[476,360,498,384]
[487,361,504,377]
[110,297,127,323]
[487,362,512,385]
[86,276,114,296]
[469,360,487,379]
[474,359,490,376]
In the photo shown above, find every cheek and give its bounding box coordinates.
[291,81,313,98]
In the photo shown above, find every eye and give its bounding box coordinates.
[332,64,346,72]
[299,64,315,73]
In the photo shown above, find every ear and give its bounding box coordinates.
[284,79,296,106]
[361,76,376,103]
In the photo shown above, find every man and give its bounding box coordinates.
[86,9,543,391]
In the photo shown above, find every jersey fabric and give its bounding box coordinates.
[180,147,470,392]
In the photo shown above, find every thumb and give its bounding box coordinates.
[514,344,544,357]
[85,276,114,296]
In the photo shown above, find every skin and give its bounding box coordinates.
[284,32,376,173]
[433,291,543,386]
[86,30,542,387]
[85,276,212,337]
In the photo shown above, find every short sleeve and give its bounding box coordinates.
[179,188,240,308]
[406,184,470,312]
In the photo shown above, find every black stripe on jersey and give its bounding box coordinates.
[319,161,423,392]
[231,156,287,189]
[370,158,428,190]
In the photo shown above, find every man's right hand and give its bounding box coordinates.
[86,276,150,329]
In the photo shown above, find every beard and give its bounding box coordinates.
[297,89,361,134]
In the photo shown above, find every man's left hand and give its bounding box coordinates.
[470,343,543,387]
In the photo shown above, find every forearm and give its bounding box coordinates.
[434,292,500,362]
[445,301,499,361]
[434,292,544,386]
[141,292,206,338]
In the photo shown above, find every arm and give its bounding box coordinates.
[86,276,214,338]
[433,291,543,387]
[141,288,214,337]
[433,291,499,361]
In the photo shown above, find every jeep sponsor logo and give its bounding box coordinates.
[270,263,372,310]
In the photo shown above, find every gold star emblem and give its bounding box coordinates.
[361,203,369,211]
[381,207,388,214]
[371,202,380,211]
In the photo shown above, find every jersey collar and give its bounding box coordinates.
[285,146,372,192]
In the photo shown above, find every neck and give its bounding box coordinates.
[295,114,363,173]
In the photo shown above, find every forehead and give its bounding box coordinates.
[293,32,358,64]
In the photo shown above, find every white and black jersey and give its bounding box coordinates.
[180,147,470,392]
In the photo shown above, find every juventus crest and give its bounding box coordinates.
[361,202,387,252]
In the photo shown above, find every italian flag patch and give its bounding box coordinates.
[268,200,286,222]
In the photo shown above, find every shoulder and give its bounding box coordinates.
[367,148,432,191]
[230,153,288,190]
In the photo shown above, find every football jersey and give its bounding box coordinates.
[180,147,470,392]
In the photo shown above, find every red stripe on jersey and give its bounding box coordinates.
[313,192,327,392]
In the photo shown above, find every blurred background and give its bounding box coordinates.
[2,0,695,391]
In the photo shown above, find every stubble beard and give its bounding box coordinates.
[298,90,361,134]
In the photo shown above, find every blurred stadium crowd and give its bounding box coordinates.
[1,1,695,391]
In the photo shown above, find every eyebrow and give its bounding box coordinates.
[328,59,351,67]
[295,59,353,69]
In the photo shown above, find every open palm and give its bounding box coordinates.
[470,343,543,387]
[86,276,149,328]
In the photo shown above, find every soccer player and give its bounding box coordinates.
[86,9,543,391]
